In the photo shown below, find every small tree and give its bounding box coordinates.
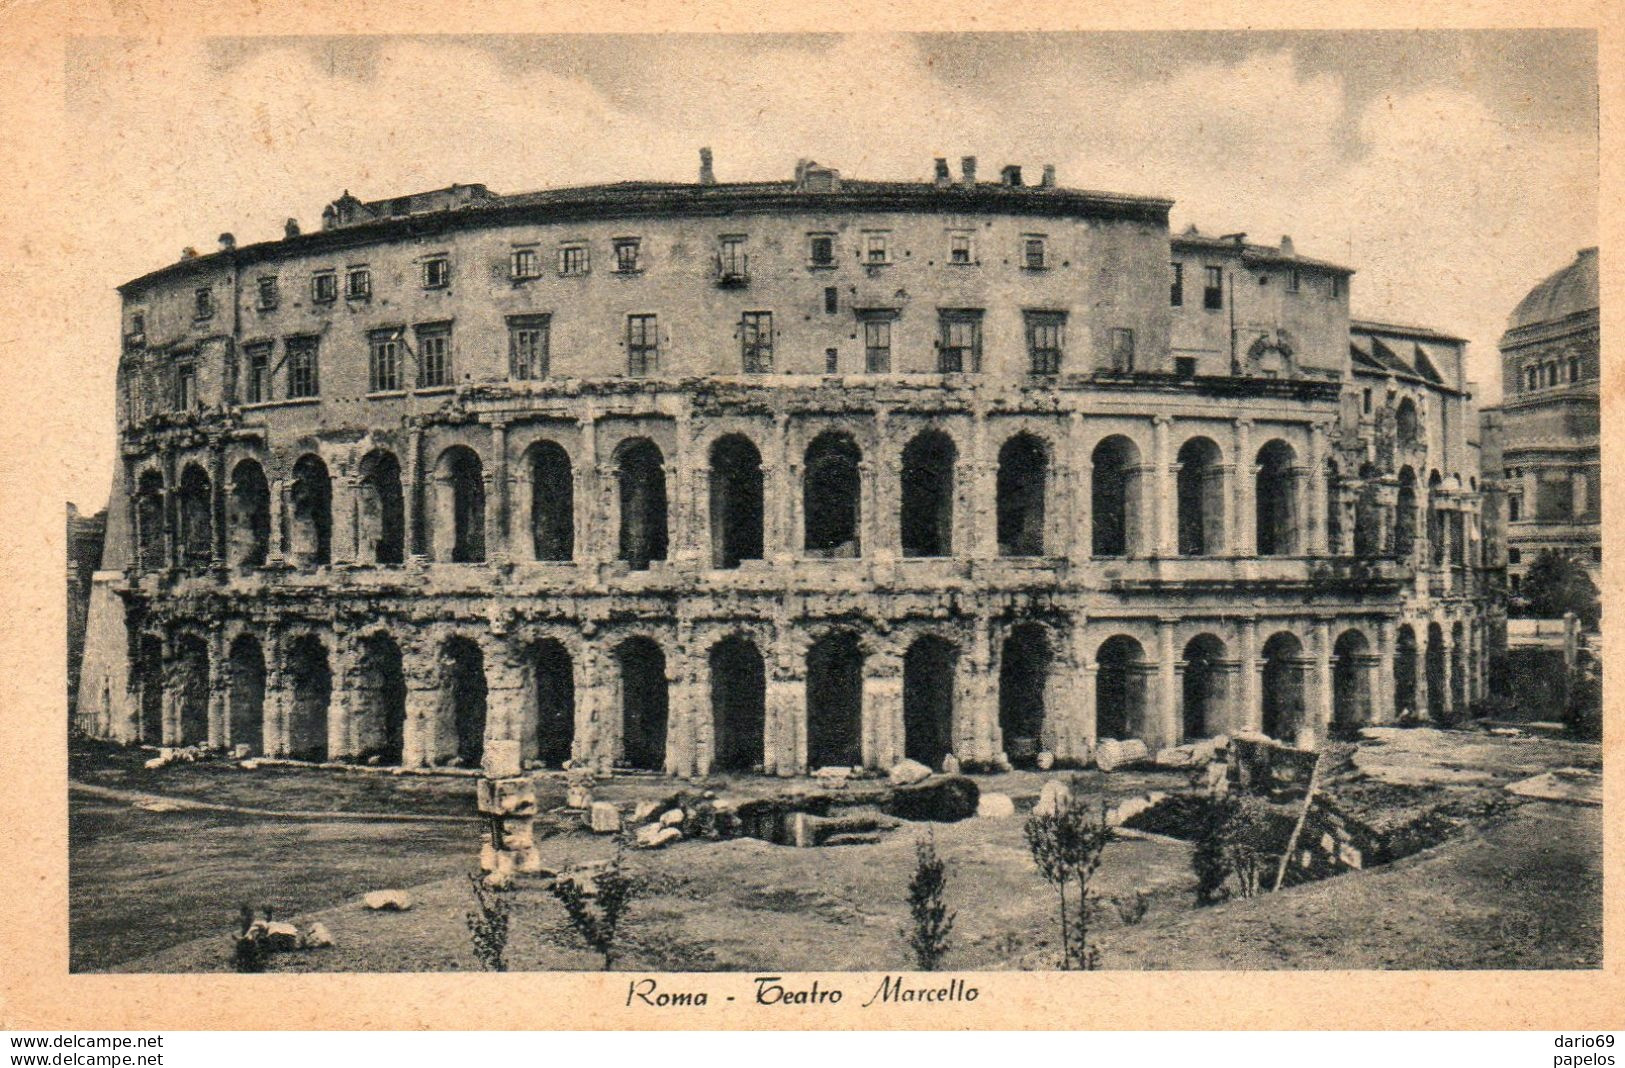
[466,873,511,972]
[551,849,639,970]
[1023,800,1113,970]
[1518,549,1600,628]
[231,903,269,973]
[904,832,955,970]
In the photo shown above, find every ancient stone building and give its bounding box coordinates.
[73,152,1497,775]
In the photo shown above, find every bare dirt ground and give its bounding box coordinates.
[69,727,1602,974]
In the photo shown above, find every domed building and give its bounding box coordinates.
[73,152,1496,776]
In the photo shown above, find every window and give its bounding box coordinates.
[286,337,319,399]
[1203,266,1223,310]
[422,256,450,289]
[508,315,550,379]
[1508,496,1521,521]
[949,231,974,265]
[510,247,540,280]
[346,266,371,301]
[863,231,890,265]
[1169,262,1184,307]
[311,271,337,304]
[860,314,894,373]
[1525,366,1539,391]
[824,286,838,314]
[1289,268,1301,293]
[1022,235,1047,270]
[825,347,839,374]
[1174,356,1197,378]
[613,238,642,273]
[1507,547,1521,564]
[627,314,659,376]
[1362,388,1373,414]
[1329,274,1344,299]
[717,236,748,281]
[1591,546,1602,564]
[1109,328,1135,372]
[368,330,402,393]
[938,310,983,373]
[1025,311,1065,375]
[174,362,196,410]
[244,343,271,404]
[740,311,773,374]
[130,312,146,338]
[808,234,835,268]
[1568,356,1580,382]
[1545,362,1557,387]
[416,324,452,388]
[558,243,589,276]
[194,287,214,320]
[256,277,279,311]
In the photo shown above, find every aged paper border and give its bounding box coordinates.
[1,0,1619,1031]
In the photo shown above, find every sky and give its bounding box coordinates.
[57,31,1597,512]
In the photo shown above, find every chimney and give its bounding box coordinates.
[1000,164,1023,187]
[1280,235,1295,257]
[285,218,301,238]
[180,246,198,260]
[218,232,236,252]
[960,155,977,187]
[698,147,715,185]
[933,158,951,188]
[1040,164,1056,189]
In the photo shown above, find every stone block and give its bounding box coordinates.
[362,890,414,911]
[483,739,523,779]
[565,783,594,809]
[659,808,685,827]
[1033,779,1072,818]
[477,777,537,817]
[1035,751,1055,771]
[262,921,301,951]
[940,753,961,775]
[303,922,334,949]
[589,801,621,833]
[977,792,1016,819]
[232,743,253,759]
[887,758,932,786]
[632,800,662,823]
[498,819,535,851]
[636,822,681,848]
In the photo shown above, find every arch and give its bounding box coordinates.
[1332,629,1373,732]
[709,635,765,772]
[806,630,864,768]
[1395,467,1418,559]
[900,429,957,558]
[1260,631,1305,742]
[709,434,764,569]
[1181,633,1227,740]
[227,634,265,755]
[135,471,166,572]
[1394,624,1419,720]
[1176,436,1225,556]
[616,636,668,771]
[1255,440,1298,556]
[999,623,1052,765]
[804,431,862,558]
[1353,462,1382,558]
[903,635,958,768]
[997,433,1048,557]
[438,636,487,767]
[284,634,331,761]
[228,459,270,570]
[357,449,405,565]
[532,637,576,768]
[1395,397,1420,450]
[1095,635,1148,742]
[615,438,667,570]
[137,633,163,743]
[434,446,486,564]
[176,463,213,567]
[353,633,406,764]
[289,454,333,567]
[170,633,211,745]
[1425,622,1446,721]
[1092,435,1142,557]
[529,440,574,562]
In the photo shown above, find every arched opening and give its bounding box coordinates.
[1092,435,1142,557]
[903,636,957,769]
[998,624,1051,766]
[1395,467,1418,559]
[289,454,333,567]
[437,636,487,767]
[170,634,210,745]
[804,432,862,558]
[135,471,166,572]
[529,441,575,562]
[1394,625,1419,720]
[1395,397,1420,450]
[806,630,863,768]
[1255,440,1298,556]
[353,634,406,764]
[137,633,163,743]
[1450,621,1466,712]
[1181,634,1227,741]
[357,449,405,565]
[709,435,764,569]
[615,438,667,570]
[1428,471,1445,567]
[1425,622,1446,721]
[1353,463,1382,557]
[176,464,213,568]
[900,430,956,558]
[227,635,265,755]
[709,636,765,772]
[434,446,486,564]
[285,634,331,761]
[1176,437,1225,556]
[1095,635,1147,742]
[1333,629,1373,733]
[996,433,1048,557]
[1260,632,1305,742]
[616,636,668,771]
[228,459,270,570]
[533,638,576,768]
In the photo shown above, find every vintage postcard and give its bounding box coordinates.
[1,0,1621,1032]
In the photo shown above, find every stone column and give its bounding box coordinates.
[483,632,528,754]
[1306,423,1327,556]
[487,421,510,564]
[161,448,178,570]
[577,406,598,565]
[596,460,619,566]
[1234,419,1254,557]
[1157,617,1179,748]
[1212,660,1241,737]
[962,621,998,765]
[207,623,228,748]
[1412,621,1429,722]
[1304,618,1333,748]
[771,412,794,566]
[1239,618,1259,732]
[970,405,994,561]
[1154,415,1175,557]
[764,612,802,775]
[405,426,425,562]
[263,627,289,757]
[401,637,441,768]
[209,440,227,572]
[1078,660,1099,752]
[1438,629,1456,721]
[1067,411,1088,564]
[327,632,354,761]
[870,410,895,564]
[331,472,360,566]
[861,648,903,770]
[672,409,699,567]
[1375,618,1396,725]
[668,621,703,777]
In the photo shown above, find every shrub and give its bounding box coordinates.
[1566,654,1602,741]
[231,903,269,973]
[551,848,639,970]
[465,873,511,972]
[1192,796,1280,903]
[904,832,955,970]
[1023,800,1113,970]
[1111,890,1150,926]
